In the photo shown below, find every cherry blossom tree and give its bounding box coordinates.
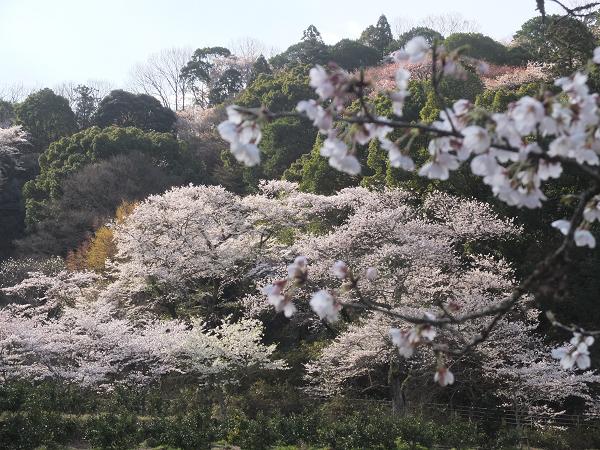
[0,206,286,388]
[0,126,27,191]
[217,24,600,390]
[112,185,258,284]
[481,62,548,90]
[1,177,597,417]
[0,269,285,388]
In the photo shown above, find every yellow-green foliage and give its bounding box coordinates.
[67,201,137,272]
[85,226,117,272]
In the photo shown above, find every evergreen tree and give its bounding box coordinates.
[248,55,272,84]
[396,27,443,49]
[361,139,387,189]
[359,14,394,57]
[15,88,77,149]
[295,134,358,194]
[330,39,381,71]
[209,68,243,105]
[73,85,100,130]
[302,24,323,43]
[0,100,15,127]
[93,90,176,132]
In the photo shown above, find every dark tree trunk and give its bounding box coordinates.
[389,363,407,415]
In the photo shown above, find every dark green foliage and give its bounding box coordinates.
[270,26,331,70]
[214,68,318,193]
[270,40,332,70]
[259,117,317,179]
[302,24,323,43]
[23,126,193,226]
[20,151,190,256]
[476,82,550,112]
[0,410,77,449]
[330,39,381,71]
[444,32,522,65]
[0,381,598,449]
[93,90,176,132]
[15,88,77,149]
[181,47,232,85]
[63,159,179,252]
[248,54,272,84]
[289,134,359,194]
[237,65,314,112]
[181,46,234,108]
[362,139,388,189]
[84,413,139,449]
[359,14,394,57]
[394,27,444,53]
[587,63,600,94]
[144,410,217,449]
[513,15,596,75]
[420,70,484,123]
[73,84,100,129]
[209,68,243,106]
[0,99,15,127]
[400,81,429,122]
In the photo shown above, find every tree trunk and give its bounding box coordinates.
[389,363,407,415]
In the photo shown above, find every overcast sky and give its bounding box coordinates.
[0,0,565,90]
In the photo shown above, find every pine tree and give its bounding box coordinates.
[248,55,272,84]
[359,14,393,57]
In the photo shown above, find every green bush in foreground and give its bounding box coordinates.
[0,383,598,449]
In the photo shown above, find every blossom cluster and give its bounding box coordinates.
[261,256,308,318]
[0,125,27,188]
[217,106,262,166]
[249,183,598,395]
[552,333,595,370]
[217,36,600,252]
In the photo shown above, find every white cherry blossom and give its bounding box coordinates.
[310,290,341,322]
[461,125,491,154]
[555,72,589,98]
[288,255,308,281]
[509,96,545,136]
[419,139,460,180]
[320,137,361,175]
[297,99,333,133]
[575,229,596,248]
[537,160,563,181]
[552,220,596,248]
[331,260,349,279]
[262,280,296,318]
[552,333,594,370]
[594,47,600,64]
[434,367,455,386]
[217,105,262,166]
[309,65,335,100]
[584,198,600,222]
[365,267,378,281]
[389,328,415,358]
[400,36,430,63]
[390,90,409,116]
[381,138,415,171]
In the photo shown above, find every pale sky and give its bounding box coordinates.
[0,0,565,90]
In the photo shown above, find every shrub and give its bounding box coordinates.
[0,411,76,449]
[84,413,139,450]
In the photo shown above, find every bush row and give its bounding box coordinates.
[1,407,600,450]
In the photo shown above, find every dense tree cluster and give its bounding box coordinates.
[1,182,598,425]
